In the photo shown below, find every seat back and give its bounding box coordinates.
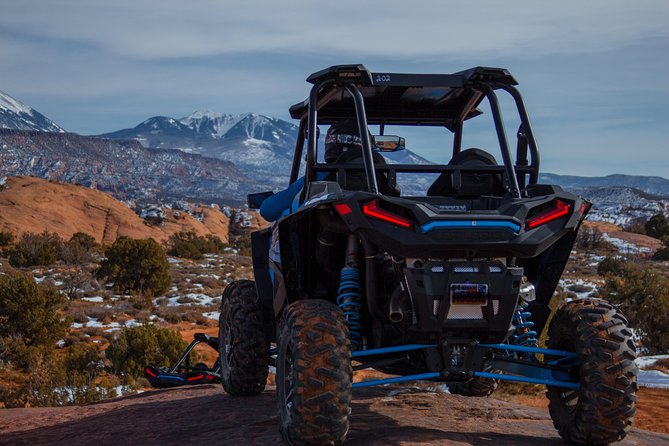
[427,148,505,198]
[328,149,400,196]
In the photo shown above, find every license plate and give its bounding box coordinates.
[450,283,489,306]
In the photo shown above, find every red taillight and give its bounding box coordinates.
[334,203,353,216]
[362,200,411,228]
[187,373,204,381]
[527,200,570,229]
[145,368,157,378]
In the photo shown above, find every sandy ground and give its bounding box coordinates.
[1,385,668,446]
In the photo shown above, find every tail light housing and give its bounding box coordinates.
[526,199,570,229]
[362,199,412,228]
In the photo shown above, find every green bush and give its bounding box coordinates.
[60,232,98,265]
[167,231,226,260]
[0,341,119,407]
[95,237,171,296]
[600,263,669,354]
[653,236,669,261]
[105,324,188,381]
[8,231,63,267]
[231,233,251,256]
[645,214,669,239]
[0,230,14,247]
[597,256,625,276]
[0,271,67,368]
[576,226,604,249]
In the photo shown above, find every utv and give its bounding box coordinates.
[218,65,637,445]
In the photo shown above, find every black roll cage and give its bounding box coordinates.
[289,65,541,199]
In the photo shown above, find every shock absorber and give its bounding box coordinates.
[338,235,363,348]
[338,267,362,348]
[511,300,538,348]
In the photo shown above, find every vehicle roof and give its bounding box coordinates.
[289,64,518,128]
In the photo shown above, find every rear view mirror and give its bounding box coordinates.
[247,191,274,209]
[373,135,406,152]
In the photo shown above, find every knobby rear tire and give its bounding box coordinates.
[276,299,352,446]
[546,298,637,445]
[218,279,269,396]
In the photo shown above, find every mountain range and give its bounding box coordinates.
[99,111,298,189]
[0,90,65,133]
[0,89,668,223]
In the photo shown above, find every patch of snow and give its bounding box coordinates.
[559,277,602,299]
[601,233,651,254]
[55,339,66,348]
[635,355,669,389]
[202,311,220,320]
[158,292,219,307]
[81,296,104,303]
[636,355,669,369]
[168,257,182,264]
[638,370,669,389]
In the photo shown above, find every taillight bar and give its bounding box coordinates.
[362,199,411,228]
[527,200,570,229]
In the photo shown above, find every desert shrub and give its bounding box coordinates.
[0,230,14,247]
[8,231,63,267]
[60,232,98,265]
[576,226,604,249]
[597,255,625,276]
[645,214,669,239]
[1,341,118,407]
[600,263,669,354]
[95,237,171,296]
[105,324,188,381]
[623,220,646,235]
[167,231,226,260]
[0,271,68,368]
[231,233,252,256]
[653,236,669,261]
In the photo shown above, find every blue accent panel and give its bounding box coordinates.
[351,344,435,358]
[479,343,577,357]
[474,371,579,390]
[353,372,441,388]
[157,375,185,381]
[421,220,521,233]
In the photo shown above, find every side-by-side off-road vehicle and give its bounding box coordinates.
[218,65,638,445]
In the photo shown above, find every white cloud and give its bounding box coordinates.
[1,1,668,59]
[1,0,667,176]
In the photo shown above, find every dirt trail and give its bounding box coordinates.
[1,385,667,445]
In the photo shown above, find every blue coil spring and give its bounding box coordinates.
[511,301,538,348]
[337,267,362,347]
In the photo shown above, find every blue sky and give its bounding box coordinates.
[1,1,667,176]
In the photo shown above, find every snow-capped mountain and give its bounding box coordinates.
[0,129,255,205]
[0,90,65,133]
[99,111,441,190]
[99,111,298,188]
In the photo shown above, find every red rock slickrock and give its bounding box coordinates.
[0,176,231,244]
[1,385,667,445]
